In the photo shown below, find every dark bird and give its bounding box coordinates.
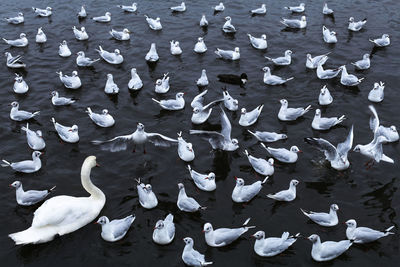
[217,73,248,87]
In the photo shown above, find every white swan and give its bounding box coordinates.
[9,156,105,245]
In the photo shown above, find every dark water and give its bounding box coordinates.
[0,0,399,266]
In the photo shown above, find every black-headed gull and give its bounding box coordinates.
[51,91,76,106]
[312,109,345,130]
[10,181,55,206]
[2,151,42,173]
[305,125,354,171]
[110,28,130,41]
[136,178,158,209]
[170,40,182,55]
[196,69,209,87]
[128,68,143,90]
[187,165,216,192]
[232,176,269,203]
[13,74,29,94]
[247,34,267,49]
[86,108,115,128]
[51,118,79,143]
[35,27,46,43]
[265,50,292,66]
[76,51,99,67]
[317,59,341,79]
[345,219,394,244]
[5,12,24,24]
[278,99,311,121]
[171,2,186,12]
[252,231,300,257]
[319,85,333,105]
[3,33,28,47]
[177,183,205,212]
[72,26,89,40]
[339,65,364,86]
[117,3,137,12]
[322,3,333,15]
[153,214,175,245]
[57,71,81,89]
[368,82,384,103]
[59,41,71,57]
[92,12,111,22]
[145,43,159,62]
[244,150,274,176]
[284,3,305,13]
[96,46,123,64]
[21,123,45,150]
[262,67,293,85]
[177,132,195,162]
[104,74,119,94]
[300,204,339,226]
[32,7,52,17]
[152,92,185,110]
[145,15,162,30]
[369,34,390,47]
[267,179,299,201]
[280,16,306,29]
[251,4,266,15]
[199,14,208,27]
[5,52,26,68]
[308,234,352,262]
[155,73,170,93]
[77,5,87,18]
[92,122,178,152]
[96,215,135,242]
[203,218,255,247]
[306,52,330,69]
[348,17,367,31]
[214,3,225,12]
[261,143,301,163]
[351,54,370,70]
[247,130,287,143]
[215,47,240,60]
[239,105,264,126]
[322,26,337,43]
[182,237,213,266]
[194,37,207,53]
[221,88,239,111]
[10,101,39,121]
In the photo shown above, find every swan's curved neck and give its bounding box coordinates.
[81,162,105,201]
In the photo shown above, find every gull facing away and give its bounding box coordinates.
[59,41,72,57]
[4,12,24,24]
[128,68,143,90]
[10,101,40,121]
[92,122,177,153]
[203,218,255,247]
[261,143,301,164]
[368,81,385,103]
[232,176,269,203]
[196,69,209,87]
[345,219,394,244]
[305,125,354,171]
[177,183,206,212]
[252,231,300,257]
[76,51,100,67]
[199,14,208,27]
[2,151,42,173]
[5,52,26,68]
[57,71,81,89]
[247,34,267,49]
[182,237,213,267]
[51,118,79,143]
[351,53,370,70]
[300,204,339,226]
[308,234,352,262]
[285,3,305,13]
[32,7,52,17]
[239,105,264,126]
[369,34,390,47]
[247,130,287,143]
[322,26,337,43]
[187,165,216,192]
[10,181,55,206]
[96,215,135,242]
[51,91,75,106]
[96,46,123,64]
[244,150,274,176]
[262,67,293,85]
[136,178,158,209]
[86,108,115,128]
[92,12,111,22]
[35,27,46,43]
[3,33,28,47]
[319,85,333,105]
[348,17,367,31]
[153,214,175,245]
[278,99,311,121]
[21,123,46,150]
[214,3,225,12]
[323,3,333,15]
[265,50,292,66]
[104,74,119,94]
[194,37,207,53]
[77,5,87,18]
[117,3,137,12]
[215,47,240,60]
[221,87,239,111]
[145,43,159,62]
[72,26,89,40]
[177,132,195,162]
[339,65,364,86]
[267,179,299,201]
[170,40,182,55]
[311,109,346,130]
[306,52,330,69]
[152,92,185,110]
[280,16,307,29]
[145,15,162,30]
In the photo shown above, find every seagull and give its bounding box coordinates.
[77,5,87,18]
[190,108,239,151]
[247,130,287,143]
[322,26,337,43]
[171,2,186,12]
[182,237,213,267]
[72,26,89,40]
[247,34,267,49]
[92,12,111,22]
[104,74,119,95]
[307,234,352,262]
[196,69,209,87]
[194,37,207,53]
[239,105,264,126]
[265,50,292,66]
[252,231,300,257]
[351,53,370,70]
[145,43,159,62]
[5,52,25,68]
[322,3,333,14]
[155,73,170,93]
[222,16,236,33]
[145,15,162,30]
[300,204,339,226]
[261,143,301,164]
[51,91,76,106]
[191,90,223,124]
[203,218,255,247]
[319,85,333,105]
[251,4,267,15]
[10,181,55,206]
[57,71,81,89]
[135,178,158,209]
[9,101,39,121]
[215,47,240,60]
[284,3,305,13]
[91,122,178,153]
[187,165,216,192]
[51,118,79,143]
[86,108,115,128]
[221,88,239,111]
[117,3,137,12]
[153,214,175,245]
[244,150,274,176]
[35,27,46,43]
[96,46,123,64]
[232,176,269,203]
[3,33,28,47]
[369,105,398,142]
[345,219,395,244]
[32,7,52,17]
[170,40,182,55]
[369,34,390,47]
[348,17,367,31]
[312,109,346,130]
[110,28,130,41]
[13,74,28,94]
[2,151,42,173]
[96,215,135,242]
[339,65,364,86]
[280,16,307,29]
[317,59,341,79]
[59,41,72,57]
[4,12,24,24]
[353,105,394,165]
[262,67,294,85]
[129,68,143,90]
[76,51,100,67]
[214,3,225,12]
[152,92,185,110]
[177,132,195,162]
[306,52,330,69]
[267,179,299,201]
[177,183,205,212]
[278,99,311,121]
[199,14,208,27]
[21,123,45,150]
[217,73,248,86]
[305,125,354,171]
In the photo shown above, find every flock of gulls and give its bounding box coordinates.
[2,2,397,265]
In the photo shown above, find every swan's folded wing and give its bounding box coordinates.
[146,133,178,147]
[305,137,337,161]
[337,125,354,157]
[91,134,133,152]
